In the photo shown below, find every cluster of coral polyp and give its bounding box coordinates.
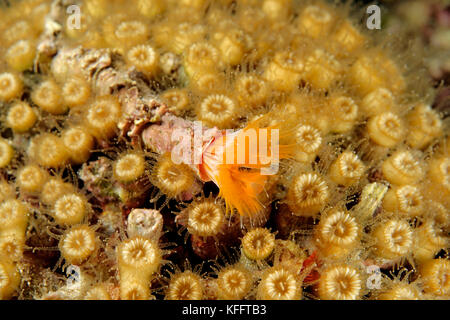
[0,0,448,300]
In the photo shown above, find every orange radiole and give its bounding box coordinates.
[197,118,294,217]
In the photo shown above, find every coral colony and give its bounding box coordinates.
[0,0,448,300]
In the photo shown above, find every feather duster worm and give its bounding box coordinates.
[197,116,295,217]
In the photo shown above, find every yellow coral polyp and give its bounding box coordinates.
[152,154,194,199]
[286,173,329,217]
[298,4,334,39]
[127,44,160,76]
[184,42,220,78]
[382,150,424,186]
[263,51,304,92]
[31,79,66,115]
[32,134,69,168]
[257,266,301,300]
[120,280,152,300]
[0,139,14,169]
[262,0,292,21]
[190,72,226,96]
[0,180,14,203]
[382,185,424,217]
[118,236,162,278]
[84,284,112,300]
[349,56,385,96]
[214,29,249,66]
[241,228,275,261]
[419,259,450,296]
[376,283,420,300]
[40,178,74,205]
[52,193,88,225]
[427,157,450,195]
[360,88,394,117]
[197,94,237,129]
[0,232,25,262]
[137,0,165,18]
[6,102,37,133]
[317,264,362,300]
[406,104,443,149]
[332,20,365,53]
[0,72,23,102]
[414,220,448,263]
[166,271,204,300]
[62,127,94,165]
[0,261,20,300]
[367,112,405,148]
[329,152,365,186]
[0,199,28,232]
[157,23,206,55]
[328,96,358,133]
[114,153,146,183]
[86,96,122,139]
[294,125,322,163]
[216,266,252,300]
[114,20,150,49]
[315,210,360,259]
[304,49,342,90]
[179,0,207,10]
[161,88,190,116]
[85,0,108,18]
[235,74,269,110]
[3,20,34,46]
[59,225,97,265]
[118,236,161,300]
[5,39,36,71]
[372,219,413,260]
[62,77,91,108]
[187,199,225,237]
[17,164,49,193]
